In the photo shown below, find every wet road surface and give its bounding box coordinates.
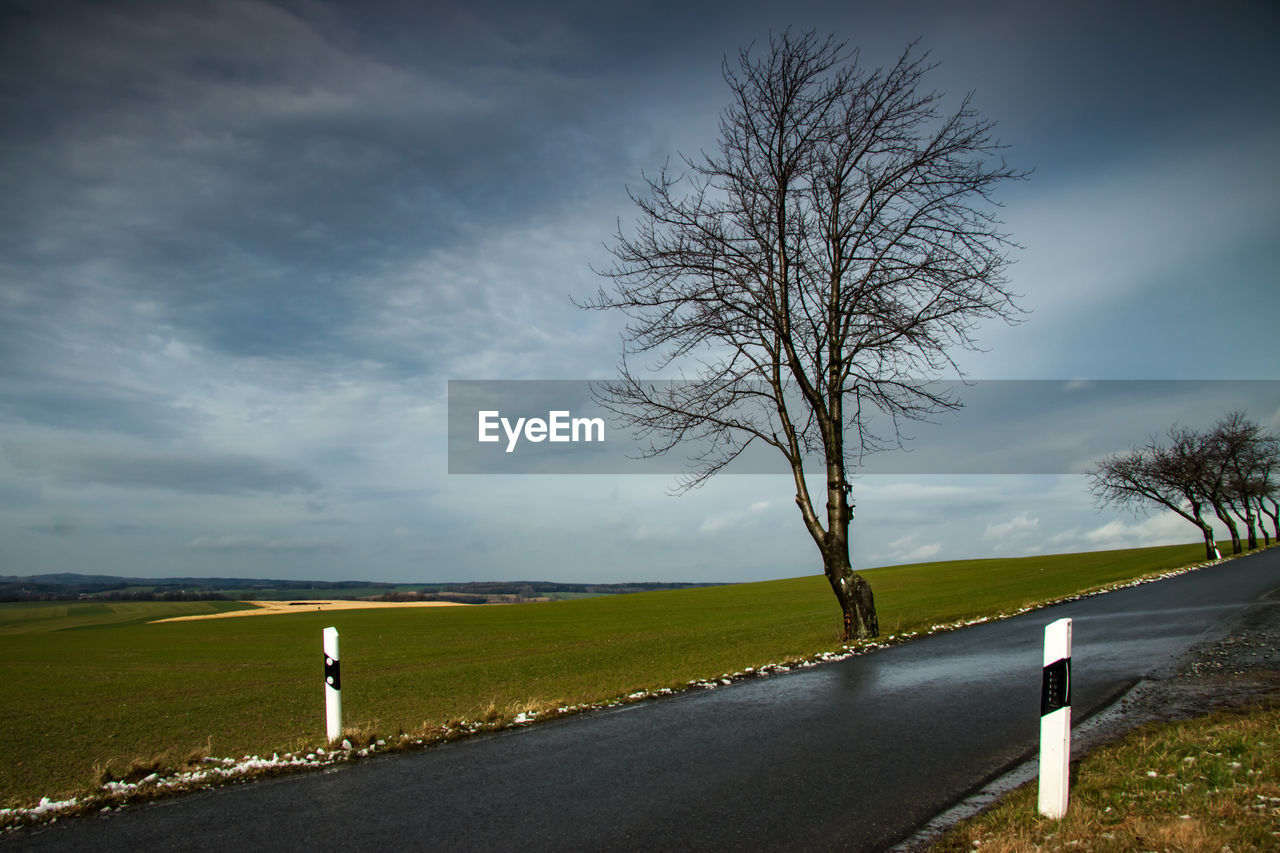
[7,547,1280,852]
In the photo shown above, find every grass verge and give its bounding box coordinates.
[929,702,1280,852]
[0,542,1237,821]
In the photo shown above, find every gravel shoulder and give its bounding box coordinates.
[1131,584,1280,717]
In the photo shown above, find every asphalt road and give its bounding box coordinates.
[7,547,1280,852]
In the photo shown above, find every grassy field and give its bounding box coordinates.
[0,600,253,635]
[0,542,1221,809]
[930,703,1280,852]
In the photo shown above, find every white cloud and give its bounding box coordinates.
[1083,513,1198,550]
[1046,510,1218,553]
[982,511,1042,556]
[871,534,943,565]
[699,499,771,534]
[984,512,1039,542]
[901,543,942,562]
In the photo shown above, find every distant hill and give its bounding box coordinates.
[0,573,723,603]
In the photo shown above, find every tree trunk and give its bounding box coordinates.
[812,415,878,641]
[823,547,878,641]
[1232,501,1259,550]
[1250,499,1271,547]
[1211,501,1242,554]
[1260,498,1279,543]
[1200,523,1218,560]
[788,460,880,642]
[1189,506,1217,560]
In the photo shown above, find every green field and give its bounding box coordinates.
[0,543,1224,809]
[0,600,254,636]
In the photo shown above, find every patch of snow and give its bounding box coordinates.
[31,798,77,816]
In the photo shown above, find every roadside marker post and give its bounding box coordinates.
[324,626,342,744]
[1038,617,1072,819]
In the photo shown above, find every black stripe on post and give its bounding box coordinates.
[1040,657,1070,716]
[324,654,341,691]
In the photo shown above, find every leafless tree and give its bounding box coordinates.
[1088,429,1219,561]
[1258,487,1279,545]
[1194,443,1244,555]
[582,31,1024,640]
[1211,411,1276,551]
[1254,486,1278,547]
[1253,434,1280,543]
[1087,413,1280,558]
[1208,411,1280,550]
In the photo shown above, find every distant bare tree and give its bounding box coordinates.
[1212,410,1276,551]
[583,31,1024,640]
[1258,486,1279,545]
[1088,429,1219,561]
[1087,413,1280,558]
[1253,432,1280,543]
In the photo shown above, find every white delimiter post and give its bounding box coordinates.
[323,626,342,744]
[1038,618,1072,819]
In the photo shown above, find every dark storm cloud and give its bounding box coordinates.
[0,384,190,439]
[10,443,321,495]
[0,0,659,365]
[25,519,77,537]
[187,534,343,553]
[926,1,1280,163]
[7,0,1271,372]
[1,0,1276,581]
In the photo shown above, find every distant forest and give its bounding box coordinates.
[0,573,722,603]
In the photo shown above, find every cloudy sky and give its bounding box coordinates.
[2,0,1277,584]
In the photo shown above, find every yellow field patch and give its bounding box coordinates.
[151,599,472,623]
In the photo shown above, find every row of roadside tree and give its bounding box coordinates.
[1088,411,1279,560]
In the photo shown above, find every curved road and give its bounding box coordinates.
[7,548,1280,852]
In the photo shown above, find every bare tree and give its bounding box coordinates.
[1195,440,1244,555]
[1213,410,1275,551]
[1158,427,1225,558]
[1087,413,1280,558]
[1254,434,1280,543]
[1087,431,1219,561]
[583,31,1024,640]
[1258,488,1280,545]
